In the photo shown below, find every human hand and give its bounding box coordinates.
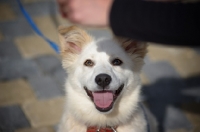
[57,0,114,27]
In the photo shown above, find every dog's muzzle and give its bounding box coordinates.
[84,73,124,112]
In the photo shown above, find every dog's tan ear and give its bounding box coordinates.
[58,26,93,56]
[115,37,147,59]
[115,37,147,71]
[58,26,93,70]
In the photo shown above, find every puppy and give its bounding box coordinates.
[58,26,154,132]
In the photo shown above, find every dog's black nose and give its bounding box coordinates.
[95,74,111,88]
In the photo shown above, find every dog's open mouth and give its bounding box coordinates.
[84,84,124,112]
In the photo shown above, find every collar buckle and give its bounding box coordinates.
[110,126,117,132]
[95,126,117,132]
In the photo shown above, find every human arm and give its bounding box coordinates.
[110,0,200,46]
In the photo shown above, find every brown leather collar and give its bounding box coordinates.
[87,126,117,132]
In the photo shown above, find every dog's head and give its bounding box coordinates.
[58,26,147,113]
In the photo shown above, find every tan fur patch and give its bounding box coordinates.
[58,26,93,55]
[58,26,93,70]
[115,37,148,59]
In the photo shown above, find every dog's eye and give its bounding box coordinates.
[112,58,123,66]
[84,59,94,67]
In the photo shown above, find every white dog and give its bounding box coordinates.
[58,26,155,132]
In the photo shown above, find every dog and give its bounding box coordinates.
[58,26,156,132]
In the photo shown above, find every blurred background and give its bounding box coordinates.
[0,0,199,132]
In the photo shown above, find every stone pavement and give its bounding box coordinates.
[0,0,200,132]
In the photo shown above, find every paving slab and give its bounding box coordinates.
[33,15,60,44]
[166,129,188,132]
[22,0,53,3]
[0,18,34,38]
[33,55,66,92]
[0,0,22,18]
[0,79,36,106]
[147,43,200,78]
[54,14,72,26]
[181,88,200,97]
[34,55,61,74]
[15,35,56,59]
[182,103,200,131]
[0,58,41,80]
[0,3,16,21]
[0,0,57,18]
[87,28,112,39]
[15,126,55,132]
[172,55,200,78]
[28,75,63,99]
[0,105,30,131]
[0,40,22,59]
[0,31,3,41]
[180,75,200,101]
[193,126,200,132]
[142,60,180,83]
[53,124,59,132]
[140,72,150,85]
[51,65,67,90]
[194,48,200,55]
[22,97,64,128]
[21,0,58,16]
[164,106,192,131]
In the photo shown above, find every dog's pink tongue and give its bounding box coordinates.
[92,91,113,108]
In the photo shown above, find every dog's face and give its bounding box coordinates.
[76,39,134,112]
[59,26,147,113]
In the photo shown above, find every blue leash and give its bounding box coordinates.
[16,0,59,53]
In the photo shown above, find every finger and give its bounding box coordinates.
[59,8,68,18]
[58,1,70,18]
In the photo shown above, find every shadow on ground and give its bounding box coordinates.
[143,74,200,132]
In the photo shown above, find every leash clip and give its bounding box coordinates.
[110,127,117,132]
[96,127,100,132]
[96,126,117,132]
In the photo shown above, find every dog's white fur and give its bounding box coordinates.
[58,26,151,132]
